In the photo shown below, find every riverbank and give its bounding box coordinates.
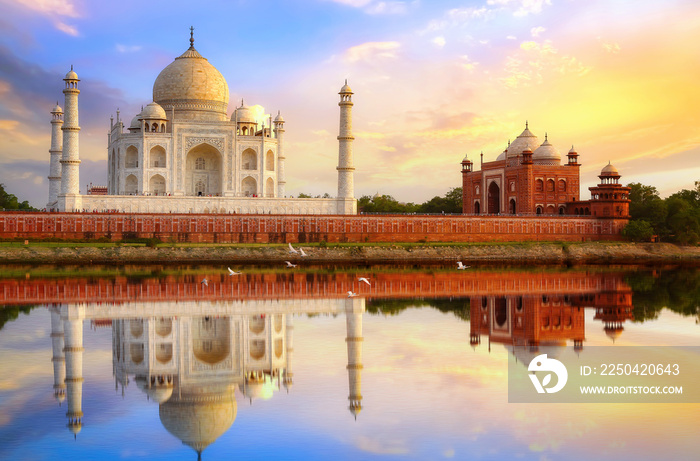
[0,242,698,265]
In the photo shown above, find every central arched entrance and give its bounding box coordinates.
[487,181,500,214]
[185,143,223,196]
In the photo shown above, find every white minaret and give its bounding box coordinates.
[63,304,85,438]
[274,111,286,197]
[345,297,365,420]
[50,306,66,406]
[59,66,81,211]
[337,80,357,214]
[47,103,63,210]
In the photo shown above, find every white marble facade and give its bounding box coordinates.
[49,30,357,215]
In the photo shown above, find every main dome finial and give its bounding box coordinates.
[189,26,194,49]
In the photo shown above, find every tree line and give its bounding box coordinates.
[0,184,36,211]
[623,181,700,244]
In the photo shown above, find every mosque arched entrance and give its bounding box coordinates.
[487,181,500,214]
[185,143,223,196]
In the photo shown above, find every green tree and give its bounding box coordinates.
[622,220,654,242]
[358,194,418,213]
[627,182,667,236]
[0,183,36,211]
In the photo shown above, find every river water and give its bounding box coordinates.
[0,264,698,460]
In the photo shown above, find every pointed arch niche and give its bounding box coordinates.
[185,143,223,196]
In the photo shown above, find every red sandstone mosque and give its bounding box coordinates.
[461,122,631,219]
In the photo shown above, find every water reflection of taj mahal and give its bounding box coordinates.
[48,298,364,458]
[40,270,637,457]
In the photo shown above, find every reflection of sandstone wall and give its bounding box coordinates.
[0,268,635,306]
[0,212,627,243]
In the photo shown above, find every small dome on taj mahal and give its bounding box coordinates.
[233,101,256,123]
[130,111,143,129]
[52,102,63,113]
[140,102,167,120]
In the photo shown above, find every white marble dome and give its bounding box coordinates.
[533,136,561,163]
[141,102,167,120]
[506,124,540,158]
[153,42,229,121]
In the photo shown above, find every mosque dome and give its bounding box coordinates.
[604,326,624,342]
[160,390,237,454]
[274,111,284,123]
[533,135,561,163]
[600,162,619,176]
[496,149,507,161]
[506,123,539,158]
[140,102,167,120]
[153,33,229,121]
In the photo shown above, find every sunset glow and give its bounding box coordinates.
[0,0,698,207]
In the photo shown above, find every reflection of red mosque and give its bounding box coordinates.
[469,294,586,353]
[469,286,635,351]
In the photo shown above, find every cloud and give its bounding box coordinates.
[54,21,79,36]
[432,36,446,47]
[115,44,143,54]
[12,0,79,18]
[487,0,552,16]
[355,435,410,455]
[531,26,546,37]
[365,1,409,15]
[342,41,401,63]
[602,42,621,53]
[10,0,81,36]
[327,0,410,15]
[501,40,591,88]
[459,55,478,71]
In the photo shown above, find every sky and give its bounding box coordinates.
[1,0,699,208]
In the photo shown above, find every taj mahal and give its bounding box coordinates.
[46,28,357,215]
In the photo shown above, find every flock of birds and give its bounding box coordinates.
[201,243,471,291]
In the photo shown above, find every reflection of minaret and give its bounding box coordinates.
[345,297,364,419]
[63,305,85,437]
[50,306,66,406]
[283,313,294,392]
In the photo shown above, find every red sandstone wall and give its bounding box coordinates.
[0,212,628,243]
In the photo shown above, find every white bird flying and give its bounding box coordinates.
[285,261,297,268]
[358,277,371,286]
[347,291,357,297]
[228,267,242,276]
[201,278,209,286]
[299,248,308,257]
[288,242,299,254]
[457,262,470,270]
